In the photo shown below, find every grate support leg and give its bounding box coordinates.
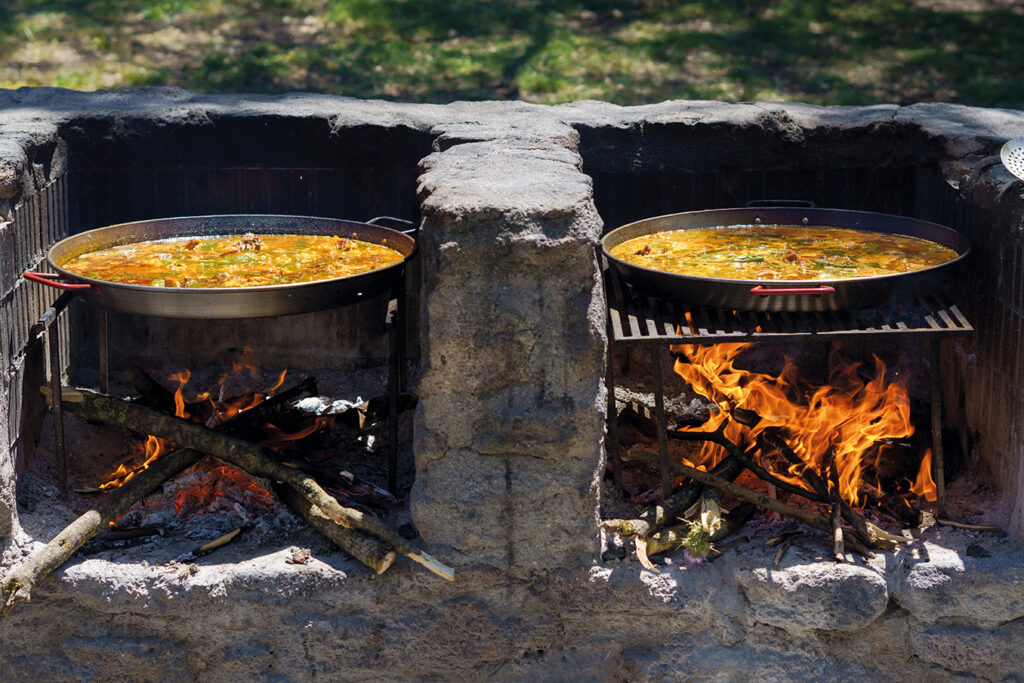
[386,292,401,495]
[98,308,109,394]
[930,339,947,517]
[649,347,671,499]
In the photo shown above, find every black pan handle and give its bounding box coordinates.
[366,216,419,236]
[744,199,816,208]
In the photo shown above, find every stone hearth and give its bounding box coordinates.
[2,89,1024,680]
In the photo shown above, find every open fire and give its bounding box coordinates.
[603,339,957,568]
[98,358,409,533]
[95,358,326,528]
[670,342,937,510]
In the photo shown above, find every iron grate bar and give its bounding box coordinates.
[604,267,973,345]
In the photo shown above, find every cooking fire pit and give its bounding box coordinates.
[2,91,1024,680]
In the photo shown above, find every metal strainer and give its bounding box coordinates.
[1001,138,1024,181]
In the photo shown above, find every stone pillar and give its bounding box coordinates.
[411,119,607,570]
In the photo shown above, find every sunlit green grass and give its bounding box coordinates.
[1,0,1021,107]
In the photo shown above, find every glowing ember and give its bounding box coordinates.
[669,342,935,508]
[172,460,276,518]
[100,359,332,520]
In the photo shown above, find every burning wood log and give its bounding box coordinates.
[39,386,454,581]
[274,484,395,575]
[217,376,319,436]
[670,420,825,504]
[1,447,205,613]
[759,429,903,552]
[125,366,320,436]
[624,446,875,558]
[129,370,396,573]
[124,366,193,416]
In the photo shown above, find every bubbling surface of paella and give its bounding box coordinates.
[60,233,405,288]
[607,225,958,280]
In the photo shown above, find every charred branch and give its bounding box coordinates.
[758,429,902,552]
[671,419,823,504]
[219,376,319,437]
[625,446,875,559]
[1,448,205,614]
[39,386,453,581]
[641,501,755,558]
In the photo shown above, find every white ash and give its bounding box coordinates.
[293,395,365,415]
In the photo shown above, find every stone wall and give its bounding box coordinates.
[1,90,1024,679]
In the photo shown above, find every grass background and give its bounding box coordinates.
[1,0,1022,108]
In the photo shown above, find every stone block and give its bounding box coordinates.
[890,539,1024,628]
[734,562,889,635]
[0,139,27,201]
[410,443,601,569]
[910,618,1024,679]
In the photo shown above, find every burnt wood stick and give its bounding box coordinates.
[1,448,205,614]
[274,484,396,575]
[41,386,454,581]
[625,446,875,558]
[759,429,901,551]
[774,536,794,566]
[638,453,745,537]
[669,425,826,504]
[218,376,319,437]
[639,421,750,535]
[124,366,181,414]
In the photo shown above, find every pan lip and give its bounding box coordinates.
[48,213,415,294]
[601,206,970,288]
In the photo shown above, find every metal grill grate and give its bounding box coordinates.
[602,263,974,516]
[604,265,973,345]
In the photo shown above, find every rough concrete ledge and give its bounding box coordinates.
[1,525,1021,680]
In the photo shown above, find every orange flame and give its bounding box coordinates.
[258,416,334,448]
[670,342,929,508]
[100,360,293,493]
[910,449,938,502]
[168,370,191,419]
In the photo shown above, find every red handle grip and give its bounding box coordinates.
[24,271,92,291]
[750,284,835,296]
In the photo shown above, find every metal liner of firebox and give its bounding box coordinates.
[31,216,415,497]
[603,264,974,516]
